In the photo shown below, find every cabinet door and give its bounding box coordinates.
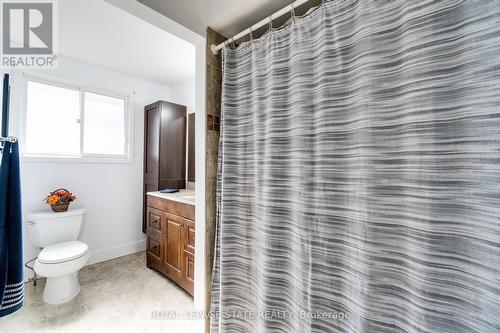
[163,212,184,280]
[183,218,195,255]
[144,104,160,179]
[183,251,195,293]
[181,218,195,295]
[159,101,186,189]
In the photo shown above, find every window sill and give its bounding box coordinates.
[21,154,133,164]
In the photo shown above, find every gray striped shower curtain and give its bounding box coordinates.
[210,1,500,332]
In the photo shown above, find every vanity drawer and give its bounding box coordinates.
[146,207,163,236]
[147,236,161,259]
[146,234,162,272]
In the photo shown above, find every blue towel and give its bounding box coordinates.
[160,188,180,194]
[0,142,23,317]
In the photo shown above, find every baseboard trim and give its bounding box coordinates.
[87,239,146,266]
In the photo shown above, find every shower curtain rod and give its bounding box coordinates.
[210,0,313,55]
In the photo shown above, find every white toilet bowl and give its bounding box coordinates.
[34,241,89,304]
[27,208,88,304]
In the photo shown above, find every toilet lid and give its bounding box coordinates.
[38,241,89,264]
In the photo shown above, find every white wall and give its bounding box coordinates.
[6,55,173,280]
[170,77,196,115]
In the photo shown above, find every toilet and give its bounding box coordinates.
[26,208,89,304]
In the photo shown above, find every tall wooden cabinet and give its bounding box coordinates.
[143,101,186,232]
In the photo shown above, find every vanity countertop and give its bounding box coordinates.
[147,190,195,206]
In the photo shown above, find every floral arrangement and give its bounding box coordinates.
[45,189,76,212]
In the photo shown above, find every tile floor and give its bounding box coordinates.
[0,251,200,333]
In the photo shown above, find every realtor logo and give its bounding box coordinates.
[1,0,57,68]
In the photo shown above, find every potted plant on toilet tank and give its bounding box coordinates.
[45,188,77,212]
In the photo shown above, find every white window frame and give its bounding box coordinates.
[20,73,134,164]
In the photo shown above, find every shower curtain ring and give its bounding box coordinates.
[268,16,273,30]
[249,27,253,41]
[290,4,296,19]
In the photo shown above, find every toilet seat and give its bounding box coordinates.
[38,241,89,264]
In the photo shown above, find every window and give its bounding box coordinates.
[26,81,81,156]
[83,92,126,155]
[24,79,129,160]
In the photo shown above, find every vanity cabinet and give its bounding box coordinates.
[143,101,187,232]
[146,194,195,295]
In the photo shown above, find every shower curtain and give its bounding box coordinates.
[0,141,23,317]
[211,0,500,332]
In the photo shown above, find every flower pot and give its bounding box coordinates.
[51,202,70,213]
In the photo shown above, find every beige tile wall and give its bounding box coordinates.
[205,27,225,330]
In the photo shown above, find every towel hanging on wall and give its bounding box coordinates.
[0,140,24,317]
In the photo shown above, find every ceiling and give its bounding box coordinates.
[137,0,209,38]
[59,0,196,86]
[138,0,298,38]
[208,0,298,38]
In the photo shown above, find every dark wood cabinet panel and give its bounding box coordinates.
[146,195,195,296]
[188,113,195,182]
[143,101,187,232]
[144,180,159,193]
[144,104,160,179]
[160,102,186,188]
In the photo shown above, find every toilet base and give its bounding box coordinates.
[43,272,81,304]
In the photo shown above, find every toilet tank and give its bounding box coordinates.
[26,208,86,248]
